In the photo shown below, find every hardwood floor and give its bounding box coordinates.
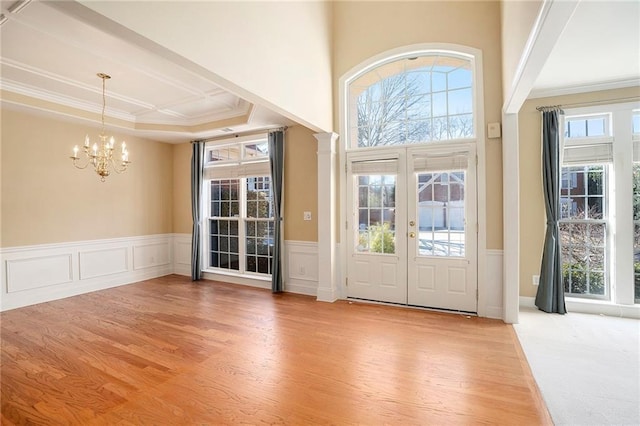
[1,275,551,425]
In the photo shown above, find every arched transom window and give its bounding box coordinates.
[347,53,475,148]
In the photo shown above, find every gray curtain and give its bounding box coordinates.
[269,130,285,293]
[535,109,566,314]
[191,141,205,281]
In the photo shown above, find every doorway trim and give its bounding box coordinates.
[337,43,489,317]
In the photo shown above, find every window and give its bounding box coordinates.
[560,165,608,298]
[347,53,474,148]
[564,114,610,138]
[634,163,640,303]
[203,136,273,277]
[560,103,640,304]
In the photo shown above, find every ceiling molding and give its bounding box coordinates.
[528,78,640,100]
[0,78,136,122]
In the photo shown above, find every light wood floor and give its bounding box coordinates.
[1,275,551,425]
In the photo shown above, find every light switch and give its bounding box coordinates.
[303,211,312,221]
[487,122,501,139]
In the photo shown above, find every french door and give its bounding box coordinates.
[346,144,478,312]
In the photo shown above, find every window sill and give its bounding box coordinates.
[201,269,272,290]
[565,297,640,319]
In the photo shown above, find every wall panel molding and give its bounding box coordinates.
[285,240,319,296]
[1,234,174,311]
[484,249,504,320]
[6,254,73,293]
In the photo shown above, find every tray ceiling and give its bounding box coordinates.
[0,0,291,143]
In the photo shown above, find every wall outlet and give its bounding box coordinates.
[303,211,312,221]
[532,275,540,286]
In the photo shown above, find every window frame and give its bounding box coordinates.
[344,49,479,151]
[201,134,274,280]
[560,102,640,304]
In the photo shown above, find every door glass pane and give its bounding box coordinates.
[416,171,465,257]
[355,175,396,254]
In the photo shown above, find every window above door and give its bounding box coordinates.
[346,52,476,149]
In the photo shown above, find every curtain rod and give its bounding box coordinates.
[535,105,564,114]
[536,95,640,113]
[190,126,289,144]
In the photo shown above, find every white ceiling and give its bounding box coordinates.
[0,0,292,143]
[530,0,640,98]
[1,0,638,141]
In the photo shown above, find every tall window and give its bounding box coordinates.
[633,111,640,302]
[560,105,639,304]
[560,165,608,298]
[347,53,475,148]
[203,136,273,277]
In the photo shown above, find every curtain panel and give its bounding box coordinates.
[269,130,285,293]
[535,110,567,314]
[191,141,205,281]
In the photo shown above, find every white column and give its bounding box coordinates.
[502,112,520,324]
[315,132,339,302]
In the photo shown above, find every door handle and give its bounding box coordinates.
[409,232,416,238]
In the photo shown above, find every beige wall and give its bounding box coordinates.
[518,87,640,297]
[1,108,173,247]
[81,1,334,133]
[332,1,504,249]
[170,125,319,242]
[284,125,318,242]
[172,142,192,235]
[500,0,543,100]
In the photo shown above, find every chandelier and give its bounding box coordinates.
[70,73,130,182]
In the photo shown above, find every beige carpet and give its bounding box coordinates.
[514,308,640,425]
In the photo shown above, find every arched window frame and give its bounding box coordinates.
[341,44,484,151]
[337,43,489,317]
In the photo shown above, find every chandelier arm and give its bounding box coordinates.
[70,158,93,170]
[109,157,130,174]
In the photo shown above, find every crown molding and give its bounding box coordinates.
[0,78,136,122]
[528,78,640,100]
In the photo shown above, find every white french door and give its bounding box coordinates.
[346,144,478,313]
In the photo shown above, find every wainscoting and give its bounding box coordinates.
[2,234,503,319]
[1,234,174,311]
[171,234,320,296]
[484,249,505,319]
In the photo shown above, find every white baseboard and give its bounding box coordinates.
[520,296,537,309]
[1,234,175,311]
[520,295,639,319]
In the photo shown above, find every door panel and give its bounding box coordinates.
[407,146,477,312]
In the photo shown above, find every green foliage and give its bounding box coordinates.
[562,262,604,295]
[369,222,395,254]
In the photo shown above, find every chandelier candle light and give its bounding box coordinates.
[70,73,130,182]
